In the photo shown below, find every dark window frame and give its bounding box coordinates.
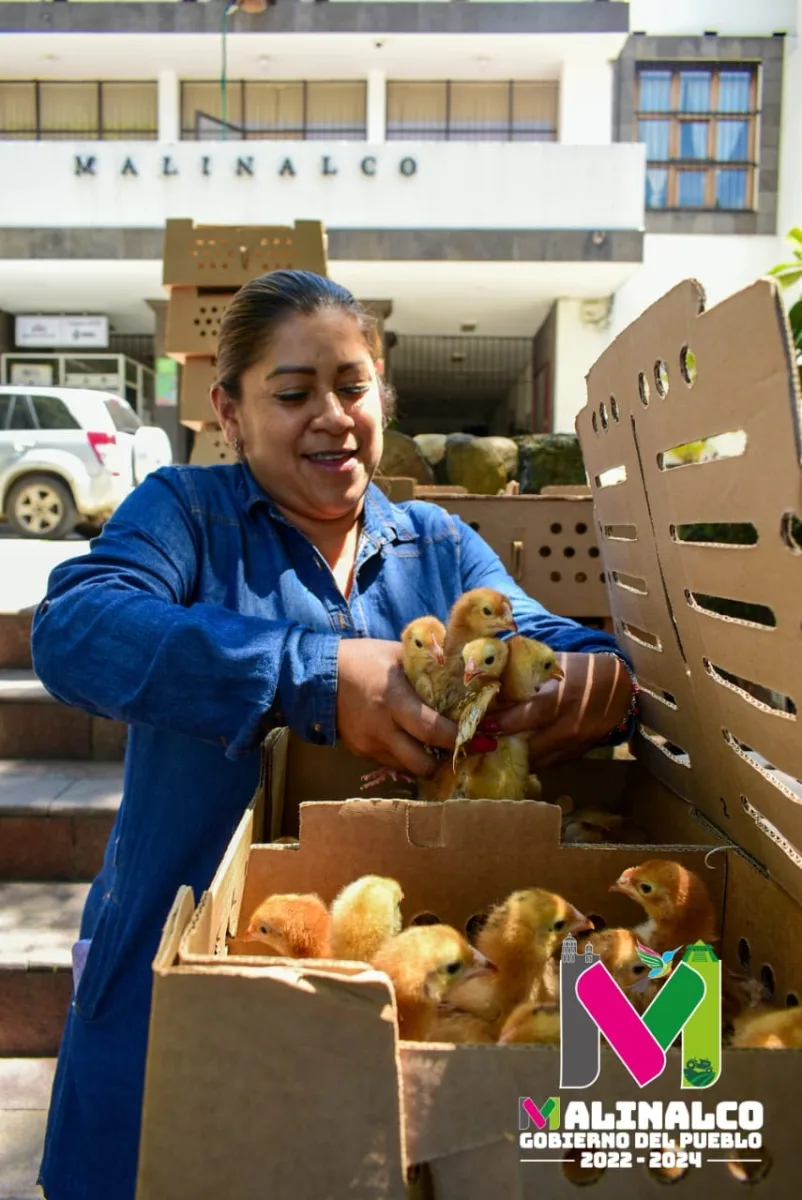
[180,79,368,141]
[636,63,759,212]
[0,80,159,141]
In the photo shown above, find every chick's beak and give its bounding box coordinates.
[568,908,593,936]
[551,663,565,681]
[610,870,634,896]
[461,948,497,981]
[463,657,481,685]
[431,639,445,666]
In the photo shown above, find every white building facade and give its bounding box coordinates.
[0,0,799,454]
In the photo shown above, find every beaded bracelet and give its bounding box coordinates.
[596,652,641,745]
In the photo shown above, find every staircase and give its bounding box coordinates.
[0,610,125,1200]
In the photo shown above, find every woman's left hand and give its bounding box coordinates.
[479,652,634,768]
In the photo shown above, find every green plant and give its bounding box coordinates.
[768,227,802,363]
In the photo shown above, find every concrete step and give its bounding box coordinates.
[0,883,87,1056]
[0,761,121,881]
[0,1059,56,1200]
[0,672,127,761]
[0,613,33,672]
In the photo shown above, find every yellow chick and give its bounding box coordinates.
[371,924,495,1041]
[499,635,564,705]
[443,588,517,661]
[731,1006,802,1049]
[400,616,447,711]
[477,888,592,1016]
[329,875,404,963]
[242,893,332,958]
[453,637,510,766]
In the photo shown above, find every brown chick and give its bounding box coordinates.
[443,588,517,660]
[242,893,332,958]
[329,875,404,963]
[477,888,592,1016]
[578,928,659,1013]
[371,924,494,1041]
[499,636,564,705]
[426,961,505,1044]
[610,860,718,954]
[731,1006,802,1049]
[498,1002,561,1045]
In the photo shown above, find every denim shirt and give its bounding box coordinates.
[32,463,631,1200]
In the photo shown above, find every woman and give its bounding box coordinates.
[32,271,636,1199]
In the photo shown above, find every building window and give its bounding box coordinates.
[0,81,158,140]
[386,81,558,141]
[181,81,367,140]
[636,65,757,210]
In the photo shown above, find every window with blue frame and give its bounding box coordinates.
[636,65,757,211]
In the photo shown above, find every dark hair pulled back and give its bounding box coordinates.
[215,270,393,420]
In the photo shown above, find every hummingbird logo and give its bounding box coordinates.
[635,941,682,980]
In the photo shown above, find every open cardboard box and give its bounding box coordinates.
[138,280,802,1198]
[162,217,327,288]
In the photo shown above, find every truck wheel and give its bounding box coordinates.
[5,474,79,540]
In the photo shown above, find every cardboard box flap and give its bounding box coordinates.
[162,217,327,286]
[579,278,802,904]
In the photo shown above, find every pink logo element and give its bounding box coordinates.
[576,961,666,1087]
[521,1097,548,1130]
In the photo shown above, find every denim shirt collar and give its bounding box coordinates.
[235,461,418,547]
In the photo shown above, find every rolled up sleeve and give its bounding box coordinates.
[31,470,341,759]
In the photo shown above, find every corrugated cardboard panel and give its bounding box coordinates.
[189,428,235,467]
[419,495,608,618]
[579,279,802,903]
[179,357,217,430]
[165,288,237,360]
[163,218,327,287]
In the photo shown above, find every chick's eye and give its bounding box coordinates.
[484,655,494,665]
[445,960,463,975]
[414,638,423,649]
[633,964,647,975]
[639,883,653,895]
[482,606,492,616]
[259,923,269,935]
[553,919,566,932]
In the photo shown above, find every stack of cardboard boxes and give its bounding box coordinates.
[161,217,328,463]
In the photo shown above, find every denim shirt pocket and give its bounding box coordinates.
[72,895,120,1023]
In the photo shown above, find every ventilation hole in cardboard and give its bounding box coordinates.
[671,522,758,546]
[647,1160,689,1185]
[610,395,620,422]
[725,1148,772,1184]
[638,372,650,406]
[595,466,627,488]
[685,591,776,629]
[612,570,648,595]
[703,659,796,717]
[410,911,442,927]
[550,523,563,534]
[551,571,562,583]
[741,795,802,866]
[640,725,690,766]
[539,545,552,557]
[562,1152,605,1186]
[654,360,669,397]
[658,430,747,470]
[720,797,730,820]
[592,411,598,433]
[599,401,609,430]
[787,992,799,1007]
[588,546,600,558]
[600,573,606,583]
[587,913,606,931]
[621,622,662,651]
[780,511,802,553]
[680,344,697,386]
[738,938,751,970]
[465,912,490,941]
[564,546,576,558]
[603,523,637,541]
[576,522,588,534]
[575,572,588,583]
[468,521,480,531]
[760,964,776,999]
[638,679,677,709]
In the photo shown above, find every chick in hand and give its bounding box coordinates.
[610,860,718,953]
[371,924,494,1041]
[731,1006,802,1049]
[498,636,564,705]
[477,888,592,1015]
[329,875,404,963]
[453,637,510,766]
[498,1002,561,1045]
[443,588,517,661]
[242,893,332,958]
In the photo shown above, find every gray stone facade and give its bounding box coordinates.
[614,34,786,236]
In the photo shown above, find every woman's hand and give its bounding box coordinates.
[336,638,457,776]
[481,652,633,768]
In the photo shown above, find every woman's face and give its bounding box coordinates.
[213,308,384,524]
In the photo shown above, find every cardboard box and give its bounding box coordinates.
[163,218,328,288]
[165,288,238,361]
[138,279,802,1197]
[179,357,217,431]
[139,733,802,1198]
[189,427,235,467]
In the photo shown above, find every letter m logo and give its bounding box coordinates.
[519,1097,560,1131]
